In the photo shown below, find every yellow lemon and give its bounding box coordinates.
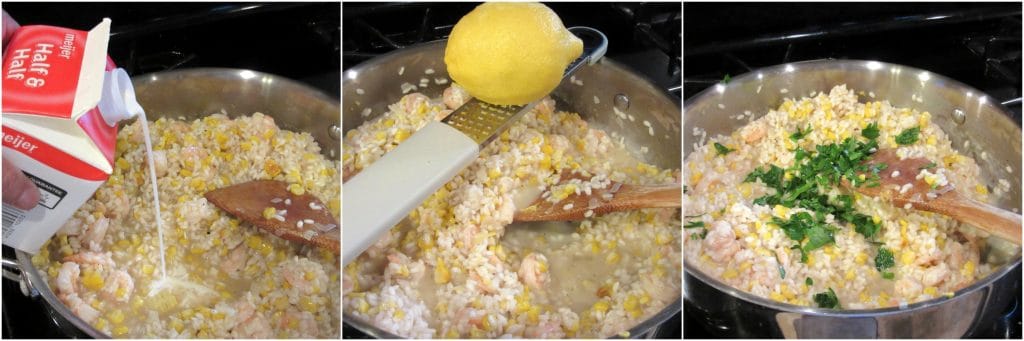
[444,2,583,106]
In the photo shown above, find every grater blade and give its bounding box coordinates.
[441,100,532,146]
[441,26,608,147]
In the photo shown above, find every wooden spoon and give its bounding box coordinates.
[852,149,1021,244]
[205,180,340,254]
[513,172,681,222]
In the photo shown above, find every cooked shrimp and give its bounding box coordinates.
[63,251,115,267]
[895,277,923,298]
[282,266,315,295]
[459,225,479,249]
[741,121,767,143]
[279,310,319,338]
[58,217,84,236]
[365,230,396,259]
[232,311,273,338]
[383,251,425,284]
[525,320,564,338]
[535,97,556,117]
[454,307,485,334]
[342,276,355,295]
[56,262,80,294]
[443,84,470,109]
[518,252,550,289]
[922,264,950,287]
[220,245,248,277]
[100,270,134,302]
[703,221,740,262]
[82,217,110,252]
[400,93,431,115]
[55,262,101,323]
[470,271,498,294]
[62,291,101,324]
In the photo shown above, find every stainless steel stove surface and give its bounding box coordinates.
[684,3,1021,339]
[342,2,681,339]
[1,3,339,338]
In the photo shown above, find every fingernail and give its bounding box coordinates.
[13,188,39,210]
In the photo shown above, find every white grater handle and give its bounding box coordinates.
[342,121,479,264]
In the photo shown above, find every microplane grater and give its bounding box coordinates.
[343,27,608,265]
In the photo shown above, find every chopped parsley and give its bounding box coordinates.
[714,143,734,156]
[805,277,814,286]
[882,272,895,280]
[686,220,708,240]
[722,74,731,84]
[813,288,842,309]
[745,130,885,244]
[771,212,835,256]
[862,123,880,139]
[743,122,894,263]
[919,162,937,170]
[789,126,812,141]
[773,251,786,279]
[875,247,895,275]
[895,127,920,145]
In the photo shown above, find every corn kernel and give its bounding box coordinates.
[527,306,540,324]
[901,250,916,265]
[924,286,938,296]
[394,129,410,142]
[773,205,789,217]
[605,252,621,265]
[690,171,703,184]
[962,261,975,276]
[262,207,276,219]
[288,183,305,195]
[592,300,610,313]
[624,295,641,318]
[171,320,184,333]
[82,271,104,290]
[299,296,317,312]
[108,309,126,324]
[855,252,868,265]
[264,160,282,177]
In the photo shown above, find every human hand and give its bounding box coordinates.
[3,158,39,210]
[2,10,18,48]
[1,11,39,210]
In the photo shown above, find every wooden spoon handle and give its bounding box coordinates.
[910,192,1022,244]
[600,184,681,213]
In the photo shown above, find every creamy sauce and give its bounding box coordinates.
[502,221,614,312]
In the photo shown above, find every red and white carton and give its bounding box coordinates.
[2,19,144,253]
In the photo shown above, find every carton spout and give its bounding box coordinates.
[98,68,144,126]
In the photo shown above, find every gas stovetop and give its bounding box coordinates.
[684,3,1022,339]
[341,2,681,339]
[1,3,339,338]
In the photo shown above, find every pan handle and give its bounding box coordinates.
[2,253,40,298]
[2,256,21,281]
